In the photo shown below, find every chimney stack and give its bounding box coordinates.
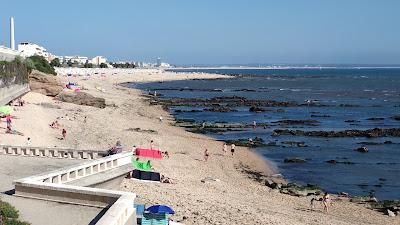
[10,17,15,50]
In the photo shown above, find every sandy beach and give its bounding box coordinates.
[1,69,398,225]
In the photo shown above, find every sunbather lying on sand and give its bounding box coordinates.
[49,121,60,129]
[161,175,174,184]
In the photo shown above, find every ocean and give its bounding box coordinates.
[129,68,400,200]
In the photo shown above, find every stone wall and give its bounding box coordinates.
[0,60,30,105]
[0,46,18,62]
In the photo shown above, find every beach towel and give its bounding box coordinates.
[132,160,152,171]
[135,148,162,159]
[131,170,161,181]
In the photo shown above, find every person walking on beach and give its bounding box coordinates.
[204,148,210,162]
[150,140,155,150]
[223,143,227,154]
[62,129,67,140]
[6,114,11,127]
[26,137,31,146]
[322,192,332,214]
[231,143,236,156]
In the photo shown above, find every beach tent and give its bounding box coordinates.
[135,148,162,159]
[131,170,161,182]
[132,160,152,172]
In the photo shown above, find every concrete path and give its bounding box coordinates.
[0,155,102,225]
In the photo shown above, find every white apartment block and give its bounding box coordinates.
[18,42,50,59]
[90,56,107,65]
[64,56,88,64]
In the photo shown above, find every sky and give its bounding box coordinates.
[0,0,399,65]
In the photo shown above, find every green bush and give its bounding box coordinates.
[4,218,31,225]
[0,201,19,219]
[23,58,36,73]
[50,58,61,67]
[0,201,31,225]
[99,62,108,68]
[27,55,56,75]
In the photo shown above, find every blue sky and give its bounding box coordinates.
[0,0,399,65]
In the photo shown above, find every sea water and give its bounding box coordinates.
[131,68,400,200]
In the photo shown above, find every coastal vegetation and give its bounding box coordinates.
[49,58,61,67]
[0,58,29,87]
[111,62,136,68]
[25,56,56,75]
[99,62,108,68]
[0,199,30,225]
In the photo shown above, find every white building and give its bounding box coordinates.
[160,62,172,68]
[18,42,50,59]
[64,56,88,64]
[156,57,161,67]
[90,56,107,66]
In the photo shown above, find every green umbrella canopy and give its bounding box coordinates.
[0,106,14,115]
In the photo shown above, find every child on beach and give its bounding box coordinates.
[62,129,67,140]
[6,115,11,126]
[231,144,236,156]
[150,140,155,150]
[26,137,31,146]
[204,148,209,162]
[223,143,227,154]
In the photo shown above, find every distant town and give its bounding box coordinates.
[0,17,172,69]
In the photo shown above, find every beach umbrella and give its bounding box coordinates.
[146,205,175,215]
[0,106,13,115]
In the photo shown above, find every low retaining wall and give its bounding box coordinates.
[0,46,18,62]
[0,145,105,160]
[0,83,29,105]
[12,152,136,225]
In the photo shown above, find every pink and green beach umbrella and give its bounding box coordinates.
[0,106,14,116]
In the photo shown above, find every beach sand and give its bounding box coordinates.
[1,69,398,225]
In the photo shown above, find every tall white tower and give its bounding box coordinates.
[10,17,15,50]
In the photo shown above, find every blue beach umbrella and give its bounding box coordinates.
[146,205,175,214]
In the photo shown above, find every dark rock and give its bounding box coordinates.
[350,196,378,203]
[326,159,337,164]
[280,183,321,197]
[281,141,308,147]
[391,115,400,121]
[367,117,385,121]
[226,137,266,148]
[337,192,349,197]
[311,114,331,118]
[273,128,400,138]
[284,158,307,163]
[249,106,266,113]
[355,146,368,153]
[344,120,360,123]
[175,109,202,113]
[357,141,394,145]
[204,106,237,113]
[272,120,320,126]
